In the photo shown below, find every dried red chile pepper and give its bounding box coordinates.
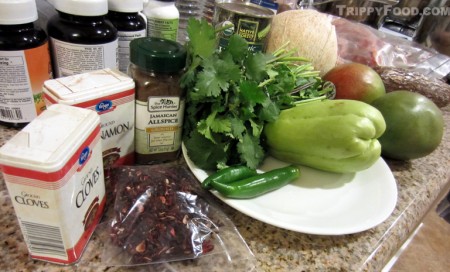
[109,164,215,263]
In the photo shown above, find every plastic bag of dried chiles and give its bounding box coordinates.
[78,162,256,271]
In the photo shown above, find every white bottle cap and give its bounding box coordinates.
[0,0,38,25]
[53,0,108,16]
[108,0,143,13]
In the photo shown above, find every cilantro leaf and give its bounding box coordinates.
[222,34,248,61]
[239,105,256,121]
[180,56,202,88]
[239,81,267,107]
[197,119,214,143]
[195,66,222,98]
[237,133,265,169]
[185,130,227,170]
[195,56,241,98]
[244,52,270,82]
[186,18,216,59]
[248,119,264,138]
[229,117,246,139]
[210,116,231,134]
[258,98,280,122]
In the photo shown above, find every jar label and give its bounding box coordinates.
[214,2,273,53]
[147,18,179,41]
[117,30,146,73]
[0,43,51,123]
[50,38,119,78]
[135,96,185,155]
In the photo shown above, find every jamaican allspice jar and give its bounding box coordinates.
[47,0,118,78]
[129,37,187,164]
[0,0,52,128]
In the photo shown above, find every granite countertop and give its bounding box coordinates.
[0,106,449,272]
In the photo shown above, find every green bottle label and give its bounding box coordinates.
[147,18,179,41]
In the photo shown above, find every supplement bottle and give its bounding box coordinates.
[129,37,186,164]
[47,0,118,78]
[107,0,147,73]
[143,0,179,41]
[0,0,52,128]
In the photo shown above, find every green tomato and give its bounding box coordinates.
[371,91,444,160]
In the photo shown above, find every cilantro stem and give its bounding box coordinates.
[296,71,320,77]
[268,54,310,65]
[293,96,327,105]
[272,41,291,57]
[214,24,233,34]
[292,64,314,73]
[269,45,310,64]
[280,57,310,62]
[258,78,274,88]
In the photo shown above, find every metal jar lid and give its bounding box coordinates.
[216,1,274,18]
[130,37,187,73]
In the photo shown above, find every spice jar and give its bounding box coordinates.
[129,37,187,164]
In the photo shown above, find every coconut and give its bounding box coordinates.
[266,9,338,76]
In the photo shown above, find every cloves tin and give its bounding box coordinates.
[213,0,274,52]
[0,104,105,264]
[43,68,136,175]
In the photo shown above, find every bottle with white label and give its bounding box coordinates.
[47,0,118,78]
[143,0,179,42]
[0,0,52,128]
[129,37,186,164]
[107,0,146,73]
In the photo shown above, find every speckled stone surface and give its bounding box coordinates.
[1,108,449,272]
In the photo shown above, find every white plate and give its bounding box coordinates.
[182,145,398,235]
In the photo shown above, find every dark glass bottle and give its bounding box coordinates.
[47,0,118,78]
[107,0,146,73]
[0,0,52,128]
[0,23,47,50]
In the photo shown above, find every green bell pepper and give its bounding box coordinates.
[264,99,386,173]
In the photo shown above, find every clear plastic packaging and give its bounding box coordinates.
[78,163,256,270]
[333,17,450,79]
[175,0,211,44]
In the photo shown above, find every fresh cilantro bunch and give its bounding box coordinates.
[181,18,333,170]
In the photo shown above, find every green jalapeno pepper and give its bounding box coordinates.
[210,165,300,199]
[201,165,258,189]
